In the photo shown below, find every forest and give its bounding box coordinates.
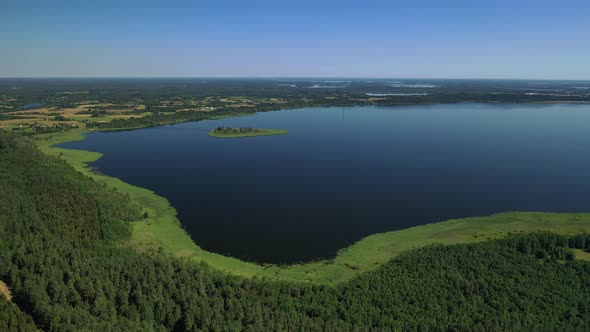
[2,130,590,331]
[213,126,261,134]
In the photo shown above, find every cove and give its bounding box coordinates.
[60,103,590,264]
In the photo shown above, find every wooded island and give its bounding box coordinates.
[209,126,288,138]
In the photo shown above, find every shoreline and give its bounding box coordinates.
[35,105,590,284]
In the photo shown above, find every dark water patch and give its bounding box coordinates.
[23,103,44,110]
[60,103,590,264]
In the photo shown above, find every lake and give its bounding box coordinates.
[23,102,44,110]
[60,103,590,263]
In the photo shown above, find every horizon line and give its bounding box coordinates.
[1,77,589,81]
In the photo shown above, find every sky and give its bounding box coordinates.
[1,0,589,79]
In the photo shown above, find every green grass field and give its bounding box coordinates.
[36,130,590,284]
[573,249,590,261]
[208,128,288,138]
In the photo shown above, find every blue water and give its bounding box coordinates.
[60,103,590,263]
[23,103,43,110]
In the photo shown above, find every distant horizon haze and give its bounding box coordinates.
[1,77,589,81]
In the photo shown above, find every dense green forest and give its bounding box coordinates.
[2,130,590,330]
[0,296,39,331]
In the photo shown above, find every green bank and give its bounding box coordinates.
[36,129,590,284]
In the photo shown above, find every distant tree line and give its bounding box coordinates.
[213,126,260,134]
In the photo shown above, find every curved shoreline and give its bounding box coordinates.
[35,125,590,284]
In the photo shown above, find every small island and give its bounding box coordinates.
[208,126,288,138]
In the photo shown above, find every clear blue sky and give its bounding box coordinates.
[2,0,589,79]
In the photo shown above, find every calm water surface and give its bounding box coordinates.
[61,103,590,263]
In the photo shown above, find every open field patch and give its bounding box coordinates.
[0,281,12,301]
